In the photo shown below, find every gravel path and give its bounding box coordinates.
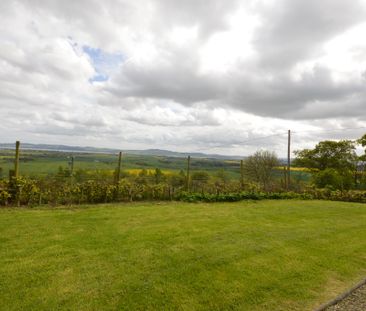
[324,283,366,311]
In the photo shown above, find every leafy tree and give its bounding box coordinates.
[294,140,357,171]
[243,150,279,190]
[294,140,357,190]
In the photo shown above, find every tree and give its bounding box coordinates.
[294,140,357,190]
[294,140,357,171]
[243,150,279,190]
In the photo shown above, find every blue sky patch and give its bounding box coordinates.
[83,46,124,82]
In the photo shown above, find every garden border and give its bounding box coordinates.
[314,277,366,311]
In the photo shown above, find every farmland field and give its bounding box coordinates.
[0,149,310,182]
[0,149,240,177]
[0,200,365,310]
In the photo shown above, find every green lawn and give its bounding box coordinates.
[0,201,365,310]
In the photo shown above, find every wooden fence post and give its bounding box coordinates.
[117,152,122,182]
[186,156,191,192]
[240,159,244,190]
[14,141,20,178]
[287,130,291,190]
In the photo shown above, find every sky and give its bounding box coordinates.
[0,0,366,157]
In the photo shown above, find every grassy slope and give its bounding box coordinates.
[0,200,365,310]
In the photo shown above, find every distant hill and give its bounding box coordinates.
[0,143,243,160]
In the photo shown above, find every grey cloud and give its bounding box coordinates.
[9,0,366,122]
[154,0,240,37]
[362,71,366,80]
[96,0,366,120]
[1,0,366,155]
[105,58,365,120]
[107,65,223,105]
[99,41,225,105]
[228,65,365,119]
[253,0,366,69]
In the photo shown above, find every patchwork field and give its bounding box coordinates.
[0,150,231,181]
[0,149,310,182]
[0,200,365,310]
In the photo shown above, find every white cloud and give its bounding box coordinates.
[0,0,366,156]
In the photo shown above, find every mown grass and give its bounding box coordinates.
[0,200,365,310]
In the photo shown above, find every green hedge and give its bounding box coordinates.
[177,190,366,203]
[177,191,313,202]
[1,177,366,206]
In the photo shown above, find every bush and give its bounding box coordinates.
[312,168,354,190]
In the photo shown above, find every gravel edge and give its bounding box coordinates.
[314,277,366,311]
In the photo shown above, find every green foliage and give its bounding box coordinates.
[153,168,165,184]
[294,140,357,171]
[178,191,313,202]
[294,140,358,190]
[215,169,229,183]
[1,172,366,206]
[189,171,210,193]
[56,166,70,178]
[0,180,10,205]
[2,135,366,207]
[307,188,366,203]
[312,168,354,190]
[169,170,185,188]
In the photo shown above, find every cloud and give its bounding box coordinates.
[227,65,365,118]
[253,0,366,69]
[1,0,366,156]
